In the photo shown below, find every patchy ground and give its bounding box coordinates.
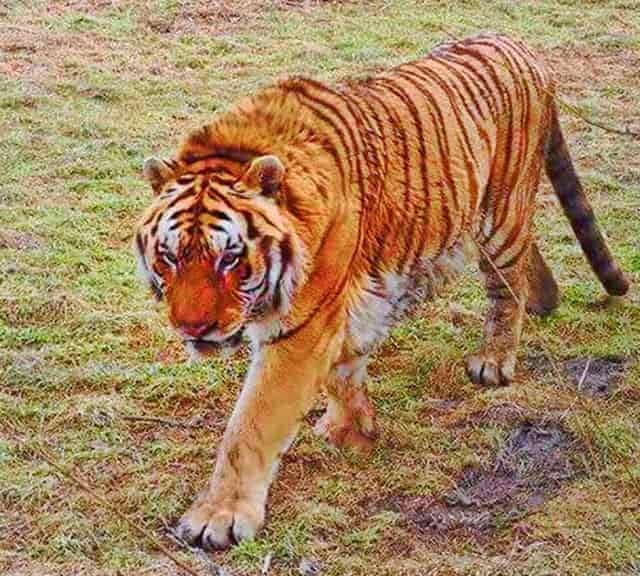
[1,1,639,575]
[563,357,628,397]
[525,353,629,397]
[391,421,583,537]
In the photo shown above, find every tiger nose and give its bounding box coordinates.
[181,321,216,338]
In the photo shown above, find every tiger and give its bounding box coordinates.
[133,33,629,549]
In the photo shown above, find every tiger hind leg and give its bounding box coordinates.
[466,237,530,387]
[314,355,379,451]
[526,242,559,316]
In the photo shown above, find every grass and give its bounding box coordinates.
[1,1,639,575]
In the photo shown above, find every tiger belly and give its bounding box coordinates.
[346,240,468,354]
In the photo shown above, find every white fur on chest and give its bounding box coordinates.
[346,242,468,354]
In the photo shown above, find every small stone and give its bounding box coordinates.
[298,558,321,576]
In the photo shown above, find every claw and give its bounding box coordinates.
[465,352,515,387]
[175,495,263,550]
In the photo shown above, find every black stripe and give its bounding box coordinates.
[363,87,411,272]
[288,80,366,310]
[286,82,348,188]
[166,187,197,210]
[497,237,529,270]
[257,236,274,302]
[371,78,425,272]
[205,209,231,221]
[384,74,454,256]
[180,147,258,165]
[135,232,145,258]
[239,210,258,239]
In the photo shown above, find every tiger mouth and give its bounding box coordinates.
[186,329,245,354]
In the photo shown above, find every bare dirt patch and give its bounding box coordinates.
[525,353,629,397]
[142,0,331,36]
[0,228,43,250]
[564,356,628,397]
[385,421,583,538]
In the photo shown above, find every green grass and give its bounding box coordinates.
[1,1,639,575]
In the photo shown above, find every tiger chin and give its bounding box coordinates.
[133,33,629,550]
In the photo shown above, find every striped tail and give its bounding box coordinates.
[544,106,629,296]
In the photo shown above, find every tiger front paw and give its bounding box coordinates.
[465,351,516,387]
[174,490,265,550]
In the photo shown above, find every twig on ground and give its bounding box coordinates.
[559,359,592,420]
[576,359,592,393]
[117,411,226,430]
[120,413,207,429]
[556,99,640,140]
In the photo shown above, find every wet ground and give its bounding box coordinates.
[525,353,629,397]
[384,420,583,538]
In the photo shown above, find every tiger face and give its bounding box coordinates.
[134,154,303,356]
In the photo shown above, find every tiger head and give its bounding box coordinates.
[134,154,305,356]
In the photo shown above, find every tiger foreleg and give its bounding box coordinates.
[466,241,529,387]
[314,355,379,452]
[175,314,343,550]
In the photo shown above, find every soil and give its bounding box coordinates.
[525,353,628,397]
[0,228,43,250]
[563,356,628,397]
[384,420,583,538]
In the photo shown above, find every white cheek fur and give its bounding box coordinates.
[135,248,151,284]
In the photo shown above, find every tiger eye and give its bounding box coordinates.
[219,252,240,271]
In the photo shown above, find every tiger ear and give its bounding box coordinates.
[143,157,175,195]
[240,155,285,198]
